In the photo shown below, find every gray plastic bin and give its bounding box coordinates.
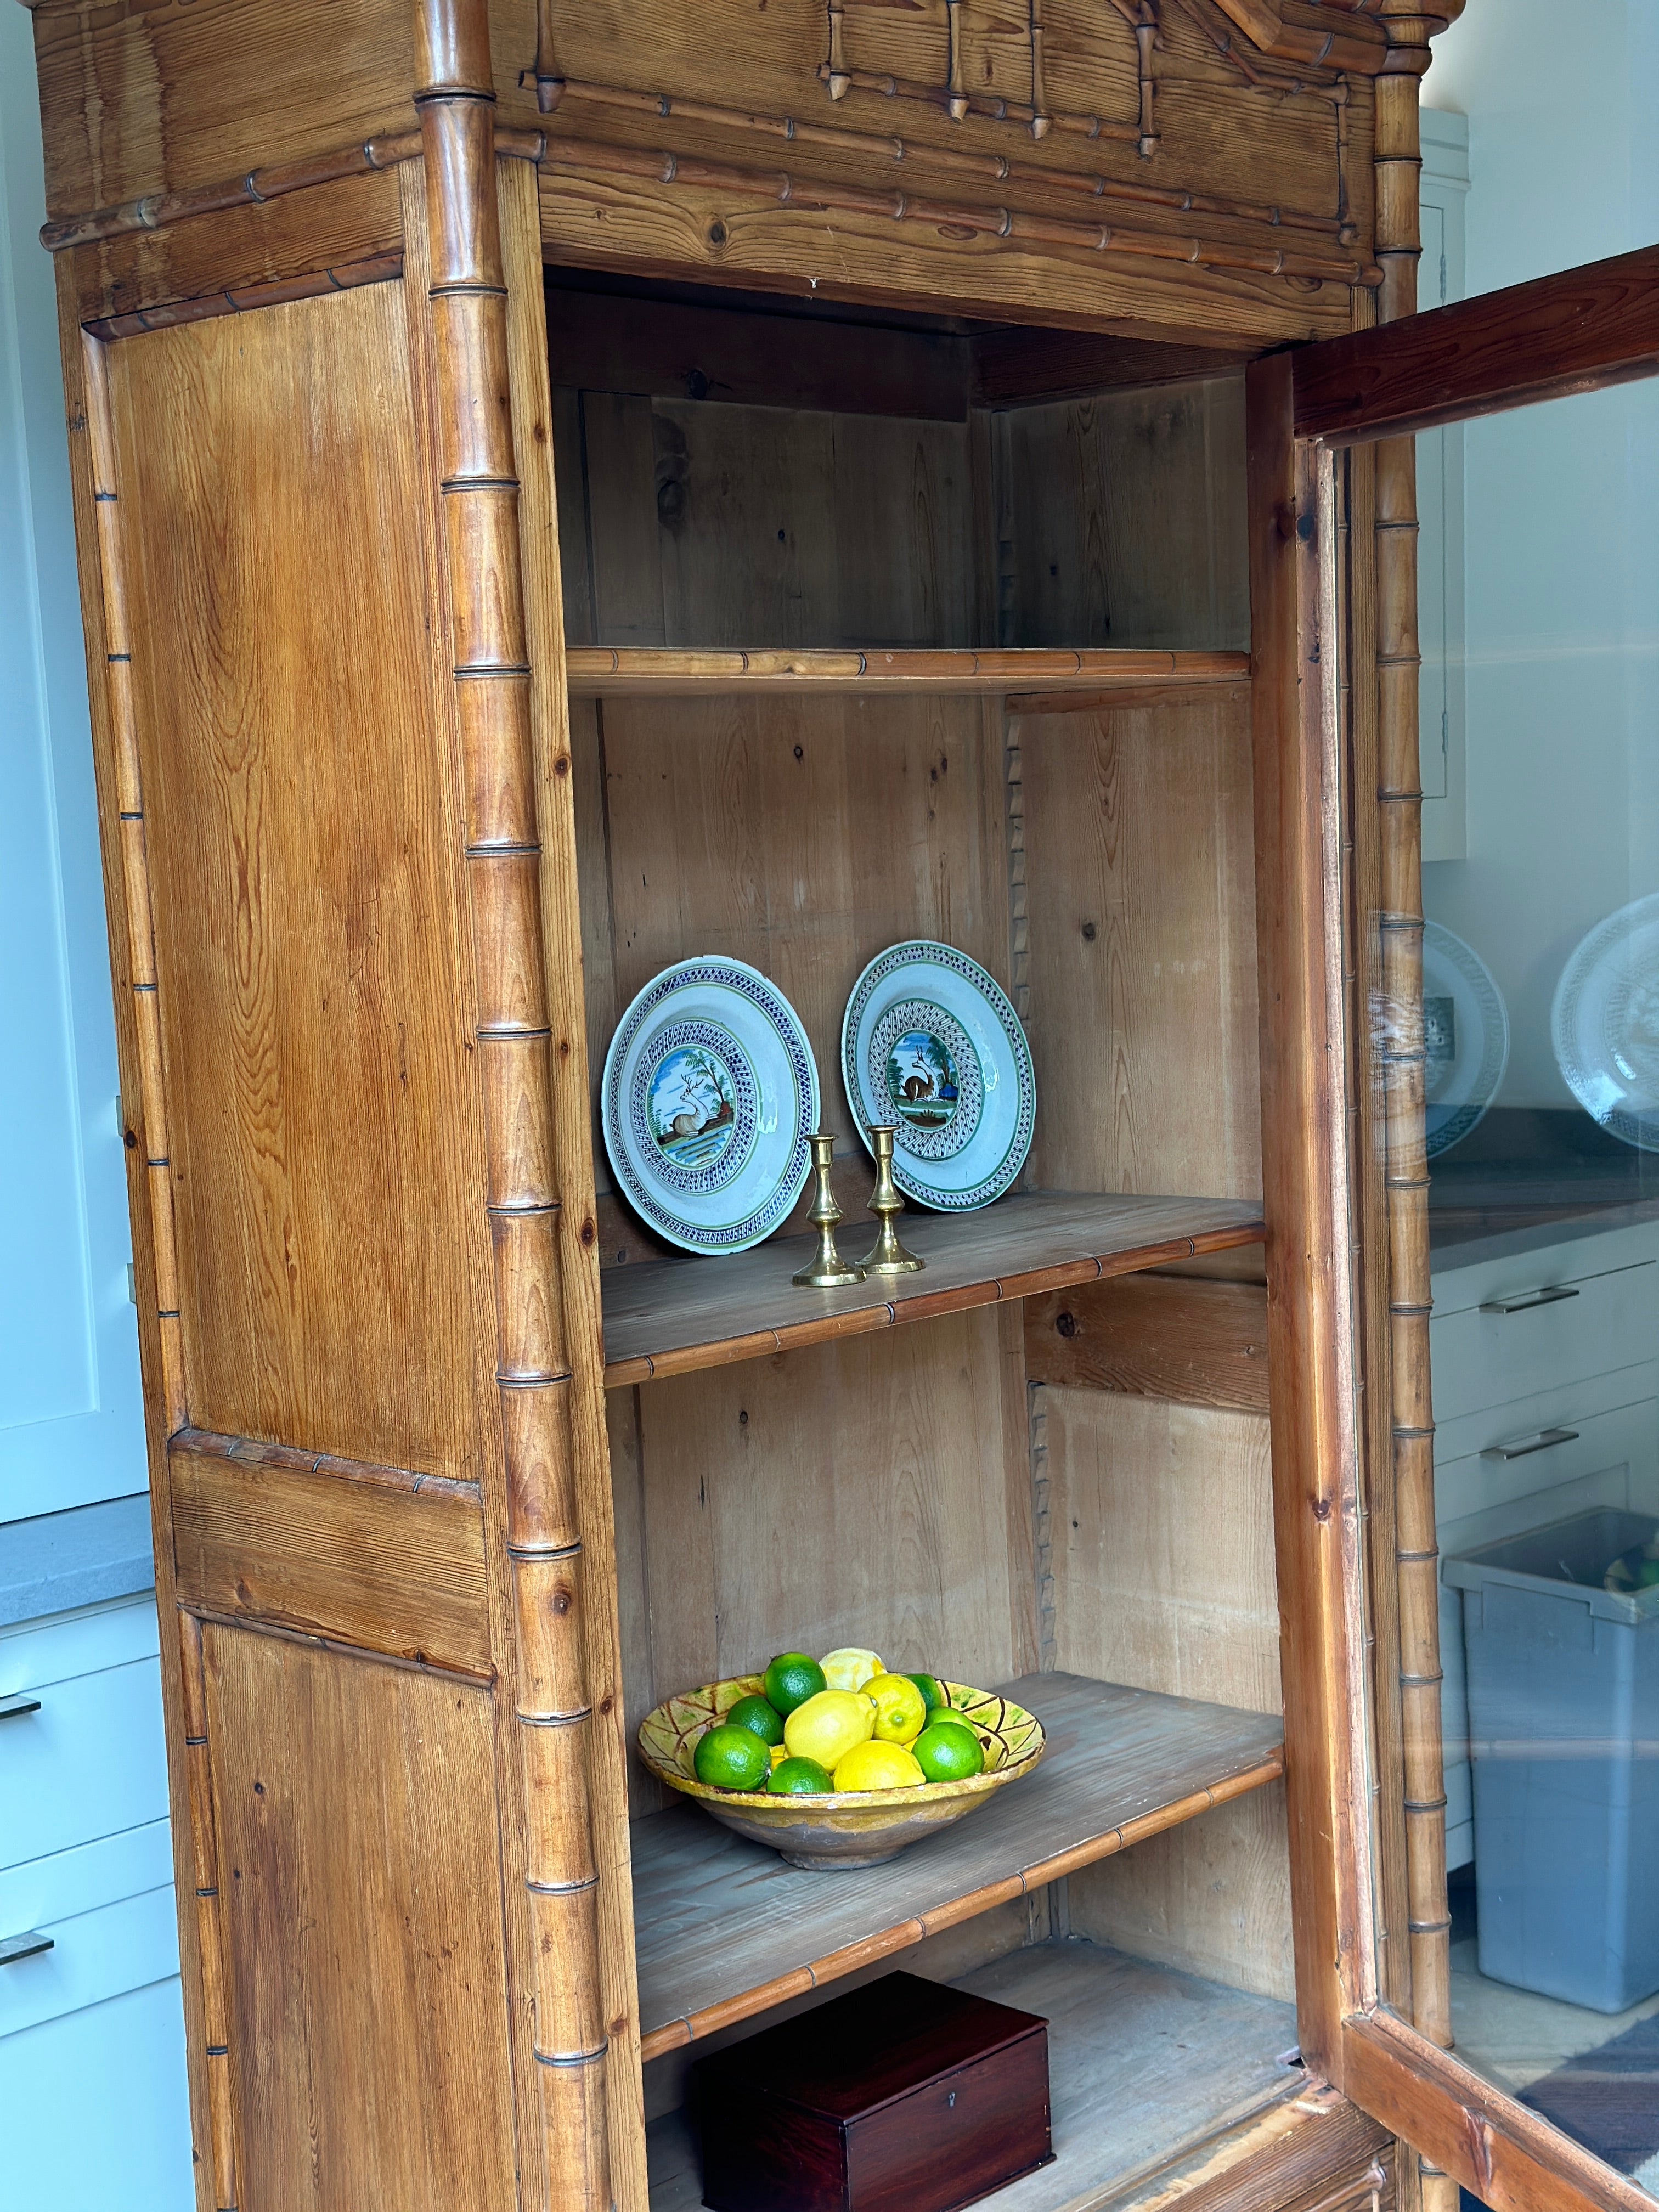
[1444,1508,1659,2013]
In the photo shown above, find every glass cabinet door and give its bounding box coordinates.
[1254,250,1659,2212]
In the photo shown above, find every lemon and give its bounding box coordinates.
[769,1743,787,1768]
[832,1740,926,1792]
[912,1718,985,1782]
[763,1652,827,1715]
[783,1688,876,1769]
[725,1692,784,1747]
[820,1646,884,1693]
[768,1755,836,1796]
[865,1673,927,1745]
[693,1723,771,1792]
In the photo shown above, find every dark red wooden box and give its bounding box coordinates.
[693,1970,1054,2212]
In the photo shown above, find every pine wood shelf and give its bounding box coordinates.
[563,646,1251,698]
[631,1672,1284,2061]
[647,1938,1302,2210]
[601,1190,1265,1388]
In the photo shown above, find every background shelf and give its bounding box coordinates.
[632,1672,1283,2059]
[645,1937,1303,2211]
[564,646,1251,699]
[601,1191,1265,1387]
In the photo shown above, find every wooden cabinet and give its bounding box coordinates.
[18,4,1541,2211]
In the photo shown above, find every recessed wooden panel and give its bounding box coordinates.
[625,1308,1038,1796]
[1018,693,1262,1202]
[170,1430,490,1676]
[107,284,494,1479]
[31,0,410,221]
[201,1626,518,2212]
[1024,1276,1271,1413]
[1042,1387,1292,2001]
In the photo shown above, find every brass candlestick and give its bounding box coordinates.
[792,1133,866,1288]
[859,1124,925,1275]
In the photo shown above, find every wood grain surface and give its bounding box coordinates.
[565,647,1251,696]
[169,1429,490,1675]
[106,283,495,1481]
[632,1672,1283,2055]
[1024,1276,1270,1413]
[1016,695,1262,1203]
[647,1936,1301,2211]
[601,1192,1265,1386]
[1293,240,1659,447]
[202,1624,519,2212]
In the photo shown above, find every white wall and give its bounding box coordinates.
[1,5,148,1511]
[1423,1,1659,1112]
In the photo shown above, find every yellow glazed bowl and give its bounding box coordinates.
[637,1677,1046,1869]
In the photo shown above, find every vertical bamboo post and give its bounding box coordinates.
[411,4,611,2204]
[1375,13,1456,2212]
[946,0,969,120]
[533,0,566,112]
[1029,1,1051,139]
[177,1616,239,2212]
[81,337,187,1444]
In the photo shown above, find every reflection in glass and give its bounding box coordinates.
[1415,383,1659,2197]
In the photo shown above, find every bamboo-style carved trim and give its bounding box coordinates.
[1167,0,1359,88]
[531,0,566,113]
[178,1614,239,2212]
[824,0,1153,145]
[946,0,968,122]
[82,253,403,342]
[535,129,1381,286]
[1370,22,1454,2212]
[82,337,188,1440]
[543,77,1348,240]
[41,91,1356,265]
[41,132,422,252]
[1029,1,1051,140]
[412,4,608,2202]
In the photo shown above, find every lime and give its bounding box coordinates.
[693,1722,771,1792]
[783,1688,876,1770]
[767,1756,836,1796]
[726,1692,785,1747]
[763,1652,827,1715]
[820,1646,884,1694]
[912,1718,985,1782]
[865,1673,927,1745]
[906,1673,949,1714]
[832,1740,925,1792]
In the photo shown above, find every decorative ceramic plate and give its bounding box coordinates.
[840,941,1035,1210]
[1421,920,1509,1159]
[1553,894,1659,1151]
[601,957,819,1254]
[637,1676,1046,1869]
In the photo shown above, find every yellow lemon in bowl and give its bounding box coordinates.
[820,1646,884,1693]
[865,1673,927,1745]
[832,1740,926,1792]
[783,1688,876,1770]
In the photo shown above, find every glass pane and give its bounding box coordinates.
[1418,378,1659,2197]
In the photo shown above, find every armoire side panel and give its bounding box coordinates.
[201,1625,520,2212]
[104,283,494,1480]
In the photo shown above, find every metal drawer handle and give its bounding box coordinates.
[0,1931,54,1967]
[1482,1426,1581,1462]
[1480,1285,1581,1316]
[0,1694,42,1722]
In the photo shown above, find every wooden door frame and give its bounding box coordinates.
[1250,240,1659,2212]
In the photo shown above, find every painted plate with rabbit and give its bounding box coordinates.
[602,958,819,1254]
[842,941,1034,1210]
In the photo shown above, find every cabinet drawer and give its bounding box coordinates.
[0,1602,168,1869]
[1435,1396,1659,1561]
[0,1821,178,2038]
[1429,1260,1657,1425]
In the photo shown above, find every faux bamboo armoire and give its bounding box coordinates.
[22,3,1481,2211]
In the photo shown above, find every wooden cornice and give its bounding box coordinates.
[1205,0,1467,75]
